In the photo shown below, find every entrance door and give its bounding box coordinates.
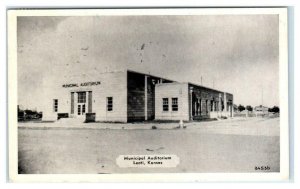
[77,92,87,117]
[77,104,86,116]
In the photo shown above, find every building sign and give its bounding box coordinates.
[62,81,101,88]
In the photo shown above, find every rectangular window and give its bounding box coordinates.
[162,98,169,111]
[82,104,86,114]
[172,98,178,111]
[107,97,113,111]
[53,99,58,112]
[78,92,86,103]
[78,105,81,115]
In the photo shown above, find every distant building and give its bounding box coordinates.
[254,105,269,115]
[42,70,233,122]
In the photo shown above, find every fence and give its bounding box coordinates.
[234,112,276,118]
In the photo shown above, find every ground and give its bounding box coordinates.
[18,117,280,174]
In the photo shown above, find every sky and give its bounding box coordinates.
[17,15,279,110]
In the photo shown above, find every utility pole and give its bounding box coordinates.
[261,86,264,106]
[201,76,203,85]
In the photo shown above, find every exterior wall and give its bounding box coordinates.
[127,71,167,122]
[42,71,127,122]
[41,76,68,121]
[93,72,127,122]
[127,71,146,121]
[188,84,234,120]
[155,83,189,121]
[41,69,233,123]
[147,77,155,120]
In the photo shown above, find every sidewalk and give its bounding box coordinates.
[18,120,185,130]
[18,117,259,131]
[18,117,279,137]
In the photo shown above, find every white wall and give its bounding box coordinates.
[155,83,189,121]
[41,71,127,122]
[92,72,127,122]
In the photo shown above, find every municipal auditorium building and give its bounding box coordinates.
[42,70,233,122]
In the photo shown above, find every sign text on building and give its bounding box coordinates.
[62,81,101,88]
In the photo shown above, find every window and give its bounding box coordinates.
[78,105,81,115]
[82,104,86,114]
[107,97,113,111]
[53,99,58,112]
[78,92,86,103]
[172,98,178,111]
[163,98,169,111]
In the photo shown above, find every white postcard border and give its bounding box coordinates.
[8,8,289,182]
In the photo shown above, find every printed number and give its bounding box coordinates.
[255,166,270,171]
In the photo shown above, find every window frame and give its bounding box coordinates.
[107,97,113,111]
[77,104,81,115]
[53,99,58,112]
[162,98,169,111]
[78,92,86,103]
[171,97,178,111]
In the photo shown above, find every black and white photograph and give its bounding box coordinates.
[7,8,289,182]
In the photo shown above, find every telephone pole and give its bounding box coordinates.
[261,87,264,106]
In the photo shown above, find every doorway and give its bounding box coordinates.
[77,92,86,117]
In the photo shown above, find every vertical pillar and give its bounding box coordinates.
[224,92,227,112]
[145,76,148,121]
[74,92,78,116]
[199,98,201,116]
[86,91,89,114]
[231,99,234,117]
[197,98,200,115]
[71,92,74,115]
[194,101,197,116]
[219,93,222,112]
[189,87,193,121]
[87,91,93,113]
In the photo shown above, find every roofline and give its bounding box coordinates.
[66,69,126,78]
[127,69,232,95]
[66,69,233,95]
[186,82,233,95]
[126,69,175,82]
[155,82,184,86]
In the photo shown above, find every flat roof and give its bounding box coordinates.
[187,82,233,96]
[127,69,175,83]
[65,69,232,95]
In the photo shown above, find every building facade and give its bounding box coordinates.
[42,70,233,122]
[254,105,269,116]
